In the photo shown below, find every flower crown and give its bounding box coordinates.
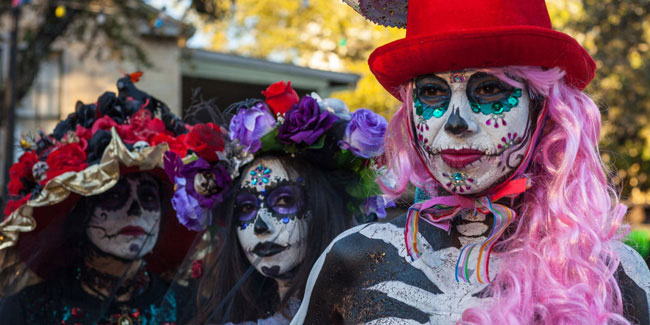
[228,81,392,220]
[164,81,392,232]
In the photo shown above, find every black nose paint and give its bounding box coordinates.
[127,200,142,216]
[254,217,270,234]
[262,265,281,277]
[445,107,469,135]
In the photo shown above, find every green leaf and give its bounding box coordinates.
[306,134,326,150]
[260,129,283,152]
[336,149,363,171]
[346,167,381,199]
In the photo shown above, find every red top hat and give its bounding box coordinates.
[362,0,595,99]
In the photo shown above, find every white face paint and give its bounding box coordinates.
[412,70,532,194]
[86,173,161,260]
[236,157,309,278]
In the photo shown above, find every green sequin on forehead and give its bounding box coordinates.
[470,88,522,116]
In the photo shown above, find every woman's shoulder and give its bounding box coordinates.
[614,240,650,290]
[612,240,650,324]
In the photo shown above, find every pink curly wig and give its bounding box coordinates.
[381,66,629,324]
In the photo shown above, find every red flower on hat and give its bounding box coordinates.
[183,123,224,162]
[91,115,119,134]
[3,194,31,218]
[44,143,88,183]
[7,151,39,196]
[127,109,170,143]
[262,81,299,116]
[75,125,92,142]
[151,133,188,157]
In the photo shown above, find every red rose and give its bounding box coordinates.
[117,125,141,144]
[191,259,203,279]
[128,109,170,143]
[75,125,92,141]
[90,115,119,134]
[183,123,224,162]
[261,81,299,116]
[44,143,88,183]
[8,151,39,196]
[3,194,30,218]
[151,133,188,157]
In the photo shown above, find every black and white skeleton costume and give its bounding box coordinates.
[293,215,650,324]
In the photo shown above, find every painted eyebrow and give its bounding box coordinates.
[415,74,447,84]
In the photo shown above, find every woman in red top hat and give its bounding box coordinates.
[293,1,650,324]
[0,74,231,324]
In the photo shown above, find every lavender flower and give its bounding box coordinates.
[229,102,276,153]
[340,109,387,158]
[365,195,395,219]
[171,178,212,231]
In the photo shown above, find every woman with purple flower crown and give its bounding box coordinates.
[164,81,389,324]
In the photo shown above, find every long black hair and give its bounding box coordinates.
[192,154,357,323]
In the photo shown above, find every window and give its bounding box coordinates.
[13,52,63,160]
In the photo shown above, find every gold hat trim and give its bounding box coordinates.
[0,128,170,250]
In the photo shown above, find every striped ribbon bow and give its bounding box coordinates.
[404,177,528,284]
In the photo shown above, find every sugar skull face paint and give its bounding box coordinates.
[236,157,309,278]
[412,70,532,194]
[86,173,161,260]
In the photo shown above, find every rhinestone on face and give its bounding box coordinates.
[443,172,474,193]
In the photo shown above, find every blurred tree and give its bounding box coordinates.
[205,0,650,201]
[554,0,650,203]
[0,0,230,107]
[205,0,404,119]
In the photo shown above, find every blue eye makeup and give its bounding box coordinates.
[467,73,522,116]
[414,75,451,120]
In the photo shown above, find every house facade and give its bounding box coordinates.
[0,4,358,190]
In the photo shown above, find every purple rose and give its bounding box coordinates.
[365,195,395,219]
[171,179,212,231]
[340,109,387,158]
[277,96,338,146]
[229,102,276,153]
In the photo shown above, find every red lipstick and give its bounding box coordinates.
[118,226,146,236]
[440,149,485,169]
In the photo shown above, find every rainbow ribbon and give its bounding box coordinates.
[404,178,528,284]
